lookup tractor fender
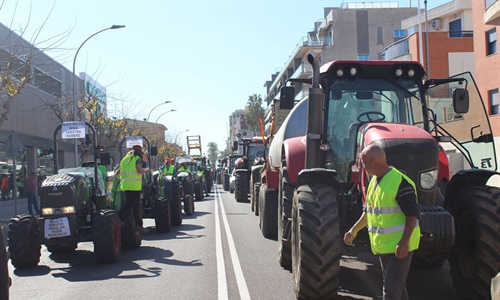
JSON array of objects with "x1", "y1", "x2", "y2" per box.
[
  {"x1": 444, "y1": 169, "x2": 500, "y2": 213},
  {"x1": 282, "y1": 136, "x2": 306, "y2": 185},
  {"x1": 297, "y1": 168, "x2": 341, "y2": 189}
]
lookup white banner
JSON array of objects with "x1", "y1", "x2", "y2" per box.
[{"x1": 62, "y1": 122, "x2": 86, "y2": 139}]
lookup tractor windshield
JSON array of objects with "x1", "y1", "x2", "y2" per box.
[
  {"x1": 247, "y1": 143, "x2": 265, "y2": 164},
  {"x1": 427, "y1": 72, "x2": 497, "y2": 172},
  {"x1": 325, "y1": 76, "x2": 424, "y2": 181}
]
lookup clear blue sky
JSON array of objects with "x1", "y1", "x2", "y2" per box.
[{"x1": 0, "y1": 0, "x2": 448, "y2": 153}]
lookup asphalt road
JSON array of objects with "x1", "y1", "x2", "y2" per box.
[{"x1": 5, "y1": 185, "x2": 459, "y2": 300}]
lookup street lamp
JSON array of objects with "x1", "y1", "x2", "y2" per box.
[
  {"x1": 175, "y1": 129, "x2": 190, "y2": 144},
  {"x1": 72, "y1": 24, "x2": 126, "y2": 166},
  {"x1": 155, "y1": 109, "x2": 177, "y2": 123},
  {"x1": 147, "y1": 100, "x2": 172, "y2": 121}
]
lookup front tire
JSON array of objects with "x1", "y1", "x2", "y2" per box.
[
  {"x1": 292, "y1": 184, "x2": 341, "y2": 300},
  {"x1": 235, "y1": 171, "x2": 249, "y2": 203},
  {"x1": 278, "y1": 167, "x2": 293, "y2": 271},
  {"x1": 93, "y1": 210, "x2": 121, "y2": 263},
  {"x1": 254, "y1": 183, "x2": 261, "y2": 216},
  {"x1": 449, "y1": 185, "x2": 500, "y2": 300},
  {"x1": 184, "y1": 195, "x2": 195, "y2": 216},
  {"x1": 8, "y1": 215, "x2": 41, "y2": 269},
  {"x1": 155, "y1": 199, "x2": 171, "y2": 233},
  {"x1": 119, "y1": 207, "x2": 142, "y2": 249},
  {"x1": 259, "y1": 184, "x2": 278, "y2": 239},
  {"x1": 223, "y1": 174, "x2": 230, "y2": 191}
]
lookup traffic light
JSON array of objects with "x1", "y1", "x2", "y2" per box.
[{"x1": 97, "y1": 145, "x2": 105, "y2": 152}]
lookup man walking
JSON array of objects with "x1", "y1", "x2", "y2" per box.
[
  {"x1": 25, "y1": 172, "x2": 40, "y2": 215},
  {"x1": 344, "y1": 144, "x2": 421, "y2": 300}
]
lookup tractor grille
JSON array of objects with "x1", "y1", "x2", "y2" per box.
[{"x1": 40, "y1": 173, "x2": 80, "y2": 208}]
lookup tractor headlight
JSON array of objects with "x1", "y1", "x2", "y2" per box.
[
  {"x1": 61, "y1": 206, "x2": 75, "y2": 214},
  {"x1": 41, "y1": 208, "x2": 54, "y2": 215},
  {"x1": 420, "y1": 169, "x2": 438, "y2": 190}
]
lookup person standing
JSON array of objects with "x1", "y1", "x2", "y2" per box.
[
  {"x1": 344, "y1": 144, "x2": 421, "y2": 300},
  {"x1": 25, "y1": 172, "x2": 40, "y2": 215},
  {"x1": 1, "y1": 175, "x2": 8, "y2": 201},
  {"x1": 178, "y1": 163, "x2": 191, "y2": 174},
  {"x1": 115, "y1": 145, "x2": 151, "y2": 234}
]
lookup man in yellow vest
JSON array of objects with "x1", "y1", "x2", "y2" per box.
[
  {"x1": 178, "y1": 163, "x2": 191, "y2": 174},
  {"x1": 160, "y1": 158, "x2": 176, "y2": 177},
  {"x1": 344, "y1": 144, "x2": 420, "y2": 300},
  {"x1": 116, "y1": 145, "x2": 151, "y2": 234}
]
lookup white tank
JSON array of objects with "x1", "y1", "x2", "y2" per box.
[{"x1": 268, "y1": 97, "x2": 308, "y2": 168}]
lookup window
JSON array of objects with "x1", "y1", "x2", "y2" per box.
[
  {"x1": 490, "y1": 89, "x2": 499, "y2": 115},
  {"x1": 486, "y1": 0, "x2": 496, "y2": 9},
  {"x1": 487, "y1": 28, "x2": 497, "y2": 55},
  {"x1": 358, "y1": 55, "x2": 369, "y2": 61},
  {"x1": 394, "y1": 29, "x2": 405, "y2": 38},
  {"x1": 377, "y1": 27, "x2": 383, "y2": 44}
]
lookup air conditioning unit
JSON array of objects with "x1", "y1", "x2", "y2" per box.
[{"x1": 431, "y1": 18, "x2": 443, "y2": 30}]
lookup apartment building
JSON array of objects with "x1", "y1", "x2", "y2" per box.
[
  {"x1": 227, "y1": 108, "x2": 255, "y2": 154},
  {"x1": 263, "y1": 2, "x2": 418, "y2": 107}
]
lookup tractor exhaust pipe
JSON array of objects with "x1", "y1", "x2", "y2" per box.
[{"x1": 305, "y1": 54, "x2": 323, "y2": 169}]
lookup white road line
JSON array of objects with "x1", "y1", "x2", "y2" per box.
[
  {"x1": 215, "y1": 186, "x2": 228, "y2": 300},
  {"x1": 217, "y1": 186, "x2": 252, "y2": 300}
]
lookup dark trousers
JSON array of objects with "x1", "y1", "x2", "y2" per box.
[
  {"x1": 124, "y1": 190, "x2": 143, "y2": 227},
  {"x1": 1, "y1": 188, "x2": 8, "y2": 201},
  {"x1": 378, "y1": 251, "x2": 414, "y2": 300},
  {"x1": 26, "y1": 192, "x2": 39, "y2": 215}
]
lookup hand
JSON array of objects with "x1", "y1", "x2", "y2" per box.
[
  {"x1": 344, "y1": 230, "x2": 357, "y2": 246},
  {"x1": 395, "y1": 241, "x2": 409, "y2": 259}
]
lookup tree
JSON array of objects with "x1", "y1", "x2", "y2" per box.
[
  {"x1": 245, "y1": 94, "x2": 265, "y2": 133},
  {"x1": 207, "y1": 142, "x2": 218, "y2": 165}
]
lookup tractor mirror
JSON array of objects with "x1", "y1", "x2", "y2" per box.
[
  {"x1": 280, "y1": 86, "x2": 295, "y2": 109},
  {"x1": 232, "y1": 141, "x2": 238, "y2": 151},
  {"x1": 150, "y1": 147, "x2": 158, "y2": 156},
  {"x1": 452, "y1": 88, "x2": 469, "y2": 114}
]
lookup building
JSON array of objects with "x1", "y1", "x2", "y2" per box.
[
  {"x1": 263, "y1": 2, "x2": 418, "y2": 107},
  {"x1": 227, "y1": 108, "x2": 255, "y2": 154}
]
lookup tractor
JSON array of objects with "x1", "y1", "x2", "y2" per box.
[
  {"x1": 232, "y1": 138, "x2": 265, "y2": 203},
  {"x1": 222, "y1": 154, "x2": 242, "y2": 192},
  {"x1": 175, "y1": 155, "x2": 196, "y2": 215},
  {"x1": 262, "y1": 55, "x2": 500, "y2": 299},
  {"x1": 8, "y1": 122, "x2": 121, "y2": 268}
]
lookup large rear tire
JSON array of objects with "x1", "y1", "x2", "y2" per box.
[
  {"x1": 449, "y1": 185, "x2": 500, "y2": 300},
  {"x1": 119, "y1": 208, "x2": 142, "y2": 249},
  {"x1": 0, "y1": 224, "x2": 10, "y2": 300},
  {"x1": 93, "y1": 210, "x2": 121, "y2": 263},
  {"x1": 194, "y1": 181, "x2": 203, "y2": 201},
  {"x1": 292, "y1": 184, "x2": 341, "y2": 300},
  {"x1": 8, "y1": 215, "x2": 41, "y2": 269},
  {"x1": 259, "y1": 184, "x2": 278, "y2": 240},
  {"x1": 154, "y1": 199, "x2": 171, "y2": 233},
  {"x1": 254, "y1": 183, "x2": 261, "y2": 216},
  {"x1": 278, "y1": 167, "x2": 293, "y2": 271},
  {"x1": 184, "y1": 195, "x2": 195, "y2": 216},
  {"x1": 223, "y1": 174, "x2": 230, "y2": 191},
  {"x1": 235, "y1": 171, "x2": 249, "y2": 203}
]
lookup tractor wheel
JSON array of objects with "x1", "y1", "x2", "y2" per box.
[
  {"x1": 292, "y1": 184, "x2": 341, "y2": 300},
  {"x1": 223, "y1": 174, "x2": 230, "y2": 191},
  {"x1": 254, "y1": 183, "x2": 261, "y2": 216},
  {"x1": 278, "y1": 167, "x2": 294, "y2": 271},
  {"x1": 170, "y1": 181, "x2": 182, "y2": 226},
  {"x1": 0, "y1": 224, "x2": 10, "y2": 300},
  {"x1": 235, "y1": 171, "x2": 249, "y2": 203},
  {"x1": 259, "y1": 184, "x2": 278, "y2": 240},
  {"x1": 8, "y1": 215, "x2": 41, "y2": 268},
  {"x1": 449, "y1": 185, "x2": 500, "y2": 300},
  {"x1": 154, "y1": 199, "x2": 171, "y2": 233},
  {"x1": 119, "y1": 207, "x2": 142, "y2": 249},
  {"x1": 46, "y1": 243, "x2": 77, "y2": 254},
  {"x1": 194, "y1": 182, "x2": 203, "y2": 201},
  {"x1": 250, "y1": 176, "x2": 255, "y2": 211},
  {"x1": 216, "y1": 173, "x2": 222, "y2": 184},
  {"x1": 184, "y1": 195, "x2": 195, "y2": 216},
  {"x1": 93, "y1": 210, "x2": 121, "y2": 263}
]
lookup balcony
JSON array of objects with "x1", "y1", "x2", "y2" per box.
[
  {"x1": 485, "y1": 0, "x2": 500, "y2": 26},
  {"x1": 384, "y1": 37, "x2": 410, "y2": 61}
]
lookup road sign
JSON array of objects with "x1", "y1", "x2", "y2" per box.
[
  {"x1": 126, "y1": 136, "x2": 143, "y2": 148},
  {"x1": 62, "y1": 122, "x2": 86, "y2": 139}
]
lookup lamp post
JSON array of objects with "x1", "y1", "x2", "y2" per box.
[
  {"x1": 72, "y1": 24, "x2": 126, "y2": 166},
  {"x1": 147, "y1": 100, "x2": 172, "y2": 122},
  {"x1": 175, "y1": 129, "x2": 190, "y2": 144},
  {"x1": 155, "y1": 109, "x2": 177, "y2": 123}
]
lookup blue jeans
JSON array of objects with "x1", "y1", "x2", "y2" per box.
[
  {"x1": 378, "y1": 251, "x2": 414, "y2": 300},
  {"x1": 27, "y1": 191, "x2": 40, "y2": 215}
]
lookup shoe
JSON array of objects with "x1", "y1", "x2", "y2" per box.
[{"x1": 137, "y1": 227, "x2": 149, "y2": 234}]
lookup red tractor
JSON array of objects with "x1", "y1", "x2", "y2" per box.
[{"x1": 262, "y1": 54, "x2": 499, "y2": 299}]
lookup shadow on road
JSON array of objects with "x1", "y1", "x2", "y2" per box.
[{"x1": 13, "y1": 245, "x2": 202, "y2": 282}]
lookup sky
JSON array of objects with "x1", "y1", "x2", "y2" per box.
[{"x1": 0, "y1": 0, "x2": 449, "y2": 153}]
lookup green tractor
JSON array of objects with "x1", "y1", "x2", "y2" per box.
[
  {"x1": 175, "y1": 156, "x2": 196, "y2": 215},
  {"x1": 8, "y1": 122, "x2": 121, "y2": 268}
]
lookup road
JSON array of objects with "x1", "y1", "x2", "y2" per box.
[{"x1": 6, "y1": 185, "x2": 459, "y2": 300}]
